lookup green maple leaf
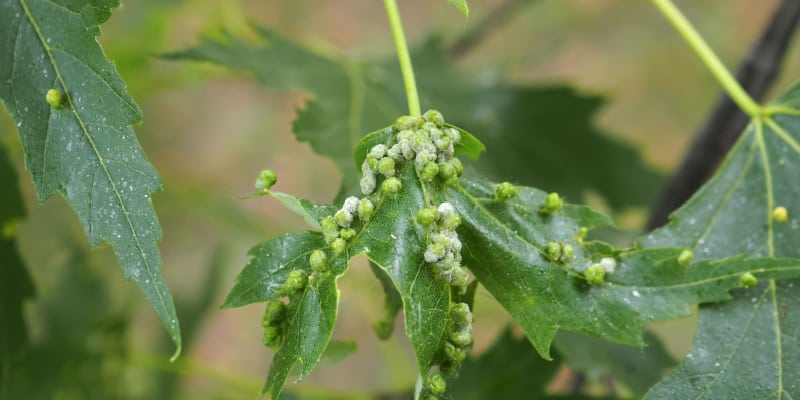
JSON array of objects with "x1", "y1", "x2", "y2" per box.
[
  {"x1": 0, "y1": 0, "x2": 179, "y2": 354},
  {"x1": 167, "y1": 29, "x2": 662, "y2": 210},
  {"x1": 641, "y1": 84, "x2": 800, "y2": 398}
]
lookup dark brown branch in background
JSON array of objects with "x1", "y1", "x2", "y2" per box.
[
  {"x1": 647, "y1": 0, "x2": 800, "y2": 230},
  {"x1": 448, "y1": 0, "x2": 538, "y2": 60}
]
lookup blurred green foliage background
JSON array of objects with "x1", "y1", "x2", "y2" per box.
[{"x1": 2, "y1": 0, "x2": 798, "y2": 398}]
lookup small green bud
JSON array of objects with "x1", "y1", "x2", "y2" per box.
[
  {"x1": 331, "y1": 238, "x2": 347, "y2": 256},
  {"x1": 449, "y1": 331, "x2": 472, "y2": 347},
  {"x1": 334, "y1": 209, "x2": 353, "y2": 228},
  {"x1": 443, "y1": 342, "x2": 467, "y2": 363},
  {"x1": 321, "y1": 217, "x2": 339, "y2": 244},
  {"x1": 262, "y1": 300, "x2": 287, "y2": 327},
  {"x1": 585, "y1": 264, "x2": 606, "y2": 285},
  {"x1": 740, "y1": 272, "x2": 758, "y2": 288},
  {"x1": 420, "y1": 161, "x2": 440, "y2": 181},
  {"x1": 424, "y1": 243, "x2": 446, "y2": 263},
  {"x1": 367, "y1": 156, "x2": 379, "y2": 172},
  {"x1": 451, "y1": 158, "x2": 463, "y2": 176},
  {"x1": 382, "y1": 177, "x2": 402, "y2": 194},
  {"x1": 262, "y1": 325, "x2": 282, "y2": 348},
  {"x1": 541, "y1": 192, "x2": 564, "y2": 214},
  {"x1": 426, "y1": 373, "x2": 447, "y2": 395},
  {"x1": 285, "y1": 269, "x2": 308, "y2": 292},
  {"x1": 576, "y1": 227, "x2": 588, "y2": 243},
  {"x1": 423, "y1": 109, "x2": 445, "y2": 126},
  {"x1": 339, "y1": 228, "x2": 356, "y2": 241},
  {"x1": 545, "y1": 241, "x2": 561, "y2": 260},
  {"x1": 561, "y1": 244, "x2": 574, "y2": 262},
  {"x1": 360, "y1": 173, "x2": 376, "y2": 195},
  {"x1": 254, "y1": 169, "x2": 277, "y2": 193},
  {"x1": 438, "y1": 203, "x2": 461, "y2": 230},
  {"x1": 377, "y1": 157, "x2": 396, "y2": 177},
  {"x1": 424, "y1": 395, "x2": 438, "y2": 400},
  {"x1": 438, "y1": 161, "x2": 457, "y2": 182},
  {"x1": 450, "y1": 303, "x2": 472, "y2": 328},
  {"x1": 417, "y1": 207, "x2": 440, "y2": 226},
  {"x1": 394, "y1": 115, "x2": 416, "y2": 130},
  {"x1": 677, "y1": 249, "x2": 693, "y2": 266},
  {"x1": 46, "y1": 88, "x2": 63, "y2": 109},
  {"x1": 310, "y1": 249, "x2": 328, "y2": 272},
  {"x1": 368, "y1": 144, "x2": 387, "y2": 159},
  {"x1": 358, "y1": 198, "x2": 375, "y2": 221},
  {"x1": 451, "y1": 275, "x2": 469, "y2": 296},
  {"x1": 495, "y1": 182, "x2": 517, "y2": 201},
  {"x1": 773, "y1": 206, "x2": 789, "y2": 223}
]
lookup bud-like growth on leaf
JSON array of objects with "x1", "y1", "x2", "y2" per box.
[
  {"x1": 677, "y1": 249, "x2": 693, "y2": 266},
  {"x1": 423, "y1": 109, "x2": 445, "y2": 127},
  {"x1": 585, "y1": 264, "x2": 606, "y2": 285},
  {"x1": 285, "y1": 269, "x2": 308, "y2": 292},
  {"x1": 310, "y1": 249, "x2": 328, "y2": 272},
  {"x1": 331, "y1": 238, "x2": 347, "y2": 256},
  {"x1": 342, "y1": 196, "x2": 360, "y2": 215},
  {"x1": 773, "y1": 206, "x2": 789, "y2": 223},
  {"x1": 321, "y1": 217, "x2": 339, "y2": 244},
  {"x1": 740, "y1": 272, "x2": 758, "y2": 288},
  {"x1": 450, "y1": 330, "x2": 472, "y2": 348},
  {"x1": 417, "y1": 207, "x2": 440, "y2": 226},
  {"x1": 541, "y1": 192, "x2": 564, "y2": 214},
  {"x1": 495, "y1": 182, "x2": 517, "y2": 201},
  {"x1": 358, "y1": 198, "x2": 375, "y2": 221},
  {"x1": 340, "y1": 228, "x2": 356, "y2": 241},
  {"x1": 334, "y1": 209, "x2": 353, "y2": 228},
  {"x1": 426, "y1": 373, "x2": 447, "y2": 395},
  {"x1": 561, "y1": 244, "x2": 574, "y2": 262},
  {"x1": 382, "y1": 177, "x2": 402, "y2": 194},
  {"x1": 255, "y1": 169, "x2": 278, "y2": 193},
  {"x1": 46, "y1": 88, "x2": 64, "y2": 109},
  {"x1": 545, "y1": 241, "x2": 561, "y2": 260},
  {"x1": 360, "y1": 172, "x2": 376, "y2": 195},
  {"x1": 262, "y1": 325, "x2": 282, "y2": 348},
  {"x1": 368, "y1": 144, "x2": 387, "y2": 159},
  {"x1": 438, "y1": 161, "x2": 457, "y2": 182},
  {"x1": 378, "y1": 157, "x2": 396, "y2": 177}
]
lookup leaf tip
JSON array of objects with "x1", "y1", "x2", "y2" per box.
[{"x1": 169, "y1": 342, "x2": 182, "y2": 362}]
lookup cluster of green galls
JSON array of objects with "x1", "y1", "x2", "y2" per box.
[{"x1": 361, "y1": 109, "x2": 464, "y2": 195}]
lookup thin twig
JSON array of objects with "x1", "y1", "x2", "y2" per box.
[
  {"x1": 448, "y1": 0, "x2": 538, "y2": 60},
  {"x1": 647, "y1": 0, "x2": 800, "y2": 230}
]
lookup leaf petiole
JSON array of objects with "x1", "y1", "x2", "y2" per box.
[
  {"x1": 383, "y1": 0, "x2": 422, "y2": 117},
  {"x1": 652, "y1": 0, "x2": 761, "y2": 117}
]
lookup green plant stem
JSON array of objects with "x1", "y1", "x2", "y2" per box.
[
  {"x1": 384, "y1": 0, "x2": 421, "y2": 117},
  {"x1": 652, "y1": 0, "x2": 761, "y2": 117}
]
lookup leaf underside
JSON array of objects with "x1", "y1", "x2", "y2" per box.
[
  {"x1": 642, "y1": 84, "x2": 800, "y2": 398},
  {"x1": 0, "y1": 0, "x2": 179, "y2": 353}
]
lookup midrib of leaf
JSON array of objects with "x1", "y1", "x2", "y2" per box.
[
  {"x1": 18, "y1": 0, "x2": 174, "y2": 352},
  {"x1": 756, "y1": 115, "x2": 783, "y2": 397}
]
